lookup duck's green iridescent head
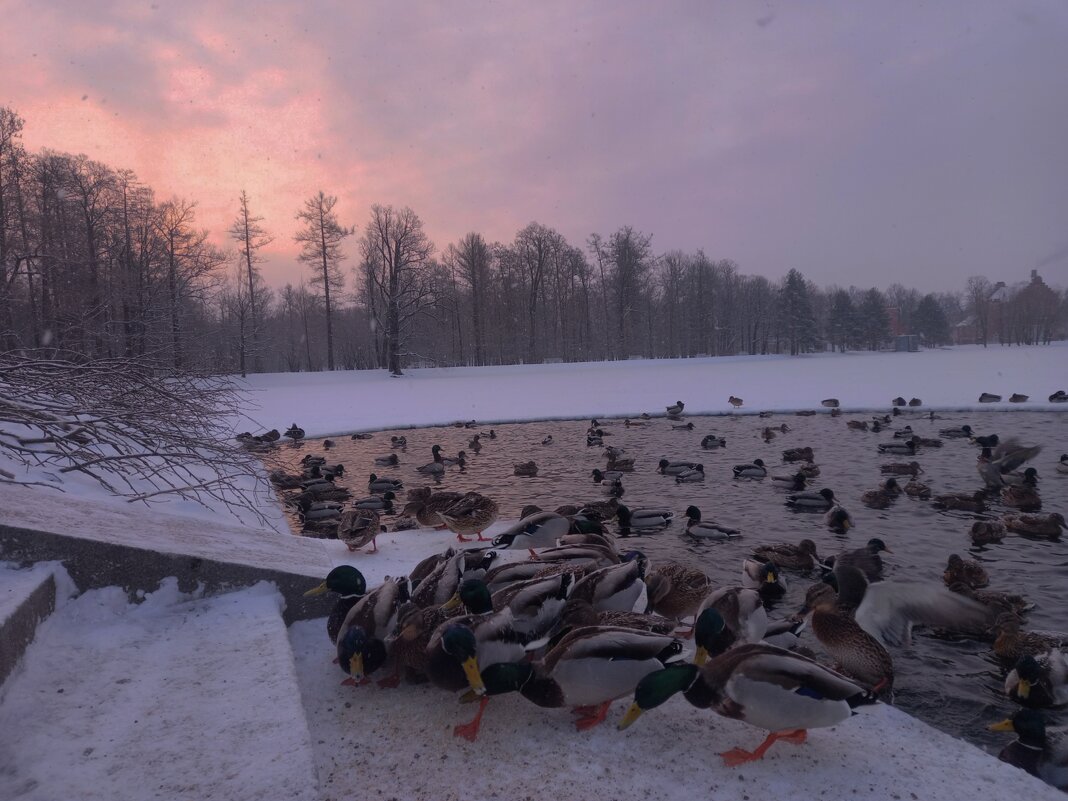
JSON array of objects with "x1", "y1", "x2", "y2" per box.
[
  {"x1": 441, "y1": 624, "x2": 484, "y2": 695},
  {"x1": 305, "y1": 565, "x2": 366, "y2": 598},
  {"x1": 470, "y1": 662, "x2": 534, "y2": 699},
  {"x1": 989, "y1": 709, "x2": 1047, "y2": 747},
  {"x1": 456, "y1": 578, "x2": 494, "y2": 614},
  {"x1": 618, "y1": 663, "x2": 700, "y2": 730},
  {"x1": 693, "y1": 608, "x2": 731, "y2": 665}
]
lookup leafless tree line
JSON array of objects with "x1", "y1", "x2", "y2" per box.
[{"x1": 2, "y1": 106, "x2": 1065, "y2": 378}]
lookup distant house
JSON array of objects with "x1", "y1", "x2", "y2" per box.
[{"x1": 953, "y1": 270, "x2": 1063, "y2": 345}]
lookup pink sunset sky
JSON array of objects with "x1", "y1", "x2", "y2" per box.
[{"x1": 3, "y1": 0, "x2": 1067, "y2": 291}]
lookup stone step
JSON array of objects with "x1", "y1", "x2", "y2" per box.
[
  {"x1": 0, "y1": 563, "x2": 57, "y2": 687},
  {"x1": 0, "y1": 580, "x2": 320, "y2": 801}
]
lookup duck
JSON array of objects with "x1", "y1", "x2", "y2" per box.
[
  {"x1": 492, "y1": 511, "x2": 571, "y2": 550},
  {"x1": 1010, "y1": 393, "x2": 1029, "y2": 403},
  {"x1": 970, "y1": 520, "x2": 1006, "y2": 545},
  {"x1": 825, "y1": 504, "x2": 854, "y2": 532},
  {"x1": 751, "y1": 539, "x2": 819, "y2": 572},
  {"x1": 979, "y1": 392, "x2": 1002, "y2": 403},
  {"x1": 861, "y1": 477, "x2": 900, "y2": 509},
  {"x1": 657, "y1": 459, "x2": 699, "y2": 475},
  {"x1": 880, "y1": 460, "x2": 923, "y2": 476},
  {"x1": 786, "y1": 487, "x2": 837, "y2": 510},
  {"x1": 354, "y1": 491, "x2": 395, "y2": 512},
  {"x1": 682, "y1": 506, "x2": 740, "y2": 540},
  {"x1": 732, "y1": 458, "x2": 767, "y2": 479},
  {"x1": 891, "y1": 397, "x2": 906, "y2": 407},
  {"x1": 846, "y1": 420, "x2": 869, "y2": 431},
  {"x1": 821, "y1": 398, "x2": 840, "y2": 408},
  {"x1": 977, "y1": 439, "x2": 1042, "y2": 488},
  {"x1": 1005, "y1": 653, "x2": 1068, "y2": 710},
  {"x1": 971, "y1": 432, "x2": 1000, "y2": 448},
  {"x1": 943, "y1": 553, "x2": 988, "y2": 589},
  {"x1": 728, "y1": 396, "x2": 744, "y2": 408},
  {"x1": 674, "y1": 464, "x2": 705, "y2": 483},
  {"x1": 335, "y1": 575, "x2": 411, "y2": 684},
  {"x1": 541, "y1": 435, "x2": 553, "y2": 445},
  {"x1": 672, "y1": 422, "x2": 695, "y2": 431},
  {"x1": 303, "y1": 565, "x2": 368, "y2": 643},
  {"x1": 619, "y1": 608, "x2": 879, "y2": 766},
  {"x1": 284, "y1": 423, "x2": 305, "y2": 442},
  {"x1": 694, "y1": 588, "x2": 768, "y2": 648},
  {"x1": 513, "y1": 461, "x2": 539, "y2": 477},
  {"x1": 908, "y1": 397, "x2": 922, "y2": 407},
  {"x1": 368, "y1": 473, "x2": 403, "y2": 493},
  {"x1": 948, "y1": 583, "x2": 1033, "y2": 621},
  {"x1": 799, "y1": 462, "x2": 820, "y2": 477},
  {"x1": 295, "y1": 497, "x2": 342, "y2": 523},
  {"x1": 995, "y1": 615, "x2": 1068, "y2": 663},
  {"x1": 1059, "y1": 454, "x2": 1068, "y2": 474},
  {"x1": 761, "y1": 427, "x2": 777, "y2": 442},
  {"x1": 782, "y1": 446, "x2": 814, "y2": 463},
  {"x1": 1004, "y1": 466, "x2": 1039, "y2": 487},
  {"x1": 374, "y1": 453, "x2": 399, "y2": 466},
  {"x1": 617, "y1": 505, "x2": 674, "y2": 530},
  {"x1": 939, "y1": 425, "x2": 974, "y2": 438},
  {"x1": 891, "y1": 425, "x2": 914, "y2": 439},
  {"x1": 877, "y1": 437, "x2": 918, "y2": 455},
  {"x1": 558, "y1": 598, "x2": 677, "y2": 636},
  {"x1": 417, "y1": 459, "x2": 445, "y2": 476},
  {"x1": 988, "y1": 710, "x2": 1068, "y2": 789},
  {"x1": 932, "y1": 491, "x2": 986, "y2": 513},
  {"x1": 622, "y1": 419, "x2": 646, "y2": 428},
  {"x1": 570, "y1": 555, "x2": 648, "y2": 613},
  {"x1": 401, "y1": 488, "x2": 463, "y2": 528},
  {"x1": 644, "y1": 563, "x2": 713, "y2": 621},
  {"x1": 473, "y1": 626, "x2": 684, "y2": 732},
  {"x1": 903, "y1": 478, "x2": 931, "y2": 499},
  {"x1": 467, "y1": 434, "x2": 482, "y2": 452},
  {"x1": 607, "y1": 456, "x2": 636, "y2": 472},
  {"x1": 409, "y1": 548, "x2": 483, "y2": 608},
  {"x1": 437, "y1": 492, "x2": 500, "y2": 543},
  {"x1": 322, "y1": 439, "x2": 335, "y2": 450},
  {"x1": 1003, "y1": 513, "x2": 1066, "y2": 539},
  {"x1": 770, "y1": 472, "x2": 807, "y2": 491},
  {"x1": 801, "y1": 581, "x2": 894, "y2": 692},
  {"x1": 829, "y1": 538, "x2": 892, "y2": 581},
  {"x1": 742, "y1": 559, "x2": 787, "y2": 599},
  {"x1": 666, "y1": 401, "x2": 685, "y2": 416},
  {"x1": 591, "y1": 468, "x2": 624, "y2": 483},
  {"x1": 338, "y1": 509, "x2": 384, "y2": 553},
  {"x1": 351, "y1": 432, "x2": 373, "y2": 440},
  {"x1": 390, "y1": 435, "x2": 408, "y2": 448},
  {"x1": 1050, "y1": 391, "x2": 1068, "y2": 403},
  {"x1": 1002, "y1": 482, "x2": 1041, "y2": 512},
  {"x1": 701, "y1": 434, "x2": 727, "y2": 449}
]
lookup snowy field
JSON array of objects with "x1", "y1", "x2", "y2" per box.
[
  {"x1": 2, "y1": 343, "x2": 1067, "y2": 800},
  {"x1": 235, "y1": 343, "x2": 1068, "y2": 437}
]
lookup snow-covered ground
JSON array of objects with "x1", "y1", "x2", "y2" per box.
[{"x1": 235, "y1": 343, "x2": 1068, "y2": 437}]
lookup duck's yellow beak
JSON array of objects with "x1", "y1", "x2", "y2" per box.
[
  {"x1": 694, "y1": 646, "x2": 710, "y2": 667},
  {"x1": 304, "y1": 581, "x2": 329, "y2": 597},
  {"x1": 348, "y1": 653, "x2": 365, "y2": 682},
  {"x1": 441, "y1": 594, "x2": 462, "y2": 612},
  {"x1": 461, "y1": 656, "x2": 485, "y2": 695},
  {"x1": 841, "y1": 518, "x2": 852, "y2": 531},
  {"x1": 765, "y1": 572, "x2": 778, "y2": 584},
  {"x1": 988, "y1": 718, "x2": 1015, "y2": 733},
  {"x1": 618, "y1": 702, "x2": 644, "y2": 730},
  {"x1": 1017, "y1": 679, "x2": 1032, "y2": 699}
]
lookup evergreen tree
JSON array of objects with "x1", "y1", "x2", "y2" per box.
[
  {"x1": 827, "y1": 288, "x2": 857, "y2": 352},
  {"x1": 914, "y1": 293, "x2": 950, "y2": 345},
  {"x1": 857, "y1": 288, "x2": 890, "y2": 351},
  {"x1": 779, "y1": 269, "x2": 818, "y2": 355}
]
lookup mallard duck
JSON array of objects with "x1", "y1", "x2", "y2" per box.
[
  {"x1": 1004, "y1": 466, "x2": 1039, "y2": 487},
  {"x1": 672, "y1": 422, "x2": 694, "y2": 431},
  {"x1": 1051, "y1": 392, "x2": 1068, "y2": 403},
  {"x1": 892, "y1": 426, "x2": 914, "y2": 439},
  {"x1": 622, "y1": 419, "x2": 645, "y2": 428},
  {"x1": 335, "y1": 575, "x2": 411, "y2": 684},
  {"x1": 351, "y1": 432, "x2": 373, "y2": 440},
  {"x1": 761, "y1": 427, "x2": 777, "y2": 443},
  {"x1": 559, "y1": 598, "x2": 676, "y2": 635},
  {"x1": 1005, "y1": 653, "x2": 1068, "y2": 709},
  {"x1": 338, "y1": 509, "x2": 384, "y2": 552},
  {"x1": 453, "y1": 575, "x2": 573, "y2": 642},
  {"x1": 881, "y1": 460, "x2": 922, "y2": 476},
  {"x1": 908, "y1": 397, "x2": 922, "y2": 407},
  {"x1": 683, "y1": 506, "x2": 740, "y2": 540},
  {"x1": 674, "y1": 464, "x2": 705, "y2": 483},
  {"x1": 752, "y1": 539, "x2": 818, "y2": 572},
  {"x1": 591, "y1": 468, "x2": 624, "y2": 483},
  {"x1": 1003, "y1": 512, "x2": 1066, "y2": 539},
  {"x1": 284, "y1": 423, "x2": 305, "y2": 442},
  {"x1": 657, "y1": 459, "x2": 698, "y2": 475},
  {"x1": 607, "y1": 456, "x2": 635, "y2": 472},
  {"x1": 437, "y1": 492, "x2": 499, "y2": 542},
  {"x1": 995, "y1": 615, "x2": 1068, "y2": 663},
  {"x1": 617, "y1": 505, "x2": 674, "y2": 530},
  {"x1": 916, "y1": 437, "x2": 943, "y2": 448},
  {"x1": 467, "y1": 434, "x2": 482, "y2": 452},
  {"x1": 645, "y1": 563, "x2": 712, "y2": 621},
  {"x1": 664, "y1": 400, "x2": 684, "y2": 416},
  {"x1": 492, "y1": 511, "x2": 571, "y2": 550},
  {"x1": 742, "y1": 559, "x2": 787, "y2": 599},
  {"x1": 829, "y1": 538, "x2": 891, "y2": 581},
  {"x1": 304, "y1": 565, "x2": 368, "y2": 643},
  {"x1": 728, "y1": 396, "x2": 743, "y2": 408},
  {"x1": 374, "y1": 453, "x2": 399, "y2": 466},
  {"x1": 1010, "y1": 393, "x2": 1029, "y2": 403},
  {"x1": 979, "y1": 392, "x2": 1002, "y2": 403},
  {"x1": 770, "y1": 472, "x2": 807, "y2": 491},
  {"x1": 417, "y1": 460, "x2": 445, "y2": 476},
  {"x1": 978, "y1": 439, "x2": 1043, "y2": 488},
  {"x1": 701, "y1": 434, "x2": 727, "y2": 449},
  {"x1": 570, "y1": 555, "x2": 647, "y2": 612},
  {"x1": 903, "y1": 478, "x2": 931, "y2": 499},
  {"x1": 694, "y1": 587, "x2": 767, "y2": 648},
  {"x1": 732, "y1": 458, "x2": 767, "y2": 478},
  {"x1": 441, "y1": 450, "x2": 467, "y2": 467},
  {"x1": 513, "y1": 460, "x2": 538, "y2": 477},
  {"x1": 943, "y1": 553, "x2": 988, "y2": 588},
  {"x1": 269, "y1": 468, "x2": 304, "y2": 489},
  {"x1": 530, "y1": 544, "x2": 620, "y2": 570},
  {"x1": 782, "y1": 446, "x2": 814, "y2": 462},
  {"x1": 891, "y1": 396, "x2": 906, "y2": 407},
  {"x1": 1059, "y1": 454, "x2": 1068, "y2": 474},
  {"x1": 971, "y1": 432, "x2": 1000, "y2": 448},
  {"x1": 786, "y1": 487, "x2": 836, "y2": 510},
  {"x1": 947, "y1": 583, "x2": 1033, "y2": 621},
  {"x1": 846, "y1": 420, "x2": 869, "y2": 431},
  {"x1": 877, "y1": 437, "x2": 918, "y2": 455},
  {"x1": 410, "y1": 548, "x2": 487, "y2": 608},
  {"x1": 294, "y1": 497, "x2": 342, "y2": 522},
  {"x1": 861, "y1": 478, "x2": 900, "y2": 509},
  {"x1": 354, "y1": 491, "x2": 395, "y2": 512},
  {"x1": 802, "y1": 582, "x2": 894, "y2": 692},
  {"x1": 938, "y1": 424, "x2": 972, "y2": 438},
  {"x1": 989, "y1": 710, "x2": 1068, "y2": 789},
  {"x1": 472, "y1": 626, "x2": 684, "y2": 731},
  {"x1": 402, "y1": 488, "x2": 463, "y2": 528},
  {"x1": 619, "y1": 609, "x2": 878, "y2": 766},
  {"x1": 390, "y1": 435, "x2": 408, "y2": 448},
  {"x1": 933, "y1": 491, "x2": 986, "y2": 512},
  {"x1": 821, "y1": 398, "x2": 840, "y2": 408},
  {"x1": 368, "y1": 473, "x2": 403, "y2": 493},
  {"x1": 970, "y1": 520, "x2": 1006, "y2": 545},
  {"x1": 1002, "y1": 483, "x2": 1042, "y2": 511},
  {"x1": 322, "y1": 439, "x2": 335, "y2": 450}
]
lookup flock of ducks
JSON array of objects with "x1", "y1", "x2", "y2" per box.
[{"x1": 249, "y1": 395, "x2": 1068, "y2": 785}]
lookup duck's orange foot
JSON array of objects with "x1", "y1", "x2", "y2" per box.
[
  {"x1": 456, "y1": 533, "x2": 471, "y2": 543},
  {"x1": 573, "y1": 701, "x2": 611, "y2": 731},
  {"x1": 376, "y1": 674, "x2": 401, "y2": 689},
  {"x1": 340, "y1": 676, "x2": 372, "y2": 687},
  {"x1": 452, "y1": 696, "x2": 489, "y2": 741},
  {"x1": 721, "y1": 729, "x2": 807, "y2": 766},
  {"x1": 476, "y1": 532, "x2": 490, "y2": 541},
  {"x1": 720, "y1": 747, "x2": 759, "y2": 768}
]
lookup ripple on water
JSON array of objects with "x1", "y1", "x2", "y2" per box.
[{"x1": 266, "y1": 409, "x2": 1068, "y2": 749}]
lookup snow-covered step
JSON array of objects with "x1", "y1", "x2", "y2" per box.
[
  {"x1": 0, "y1": 563, "x2": 58, "y2": 687},
  {"x1": 0, "y1": 580, "x2": 319, "y2": 801}
]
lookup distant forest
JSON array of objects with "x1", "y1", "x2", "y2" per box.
[{"x1": 2, "y1": 106, "x2": 1064, "y2": 376}]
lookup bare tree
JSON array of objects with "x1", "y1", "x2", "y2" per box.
[
  {"x1": 229, "y1": 190, "x2": 273, "y2": 369},
  {"x1": 294, "y1": 192, "x2": 351, "y2": 371},
  {"x1": 361, "y1": 204, "x2": 434, "y2": 375},
  {"x1": 445, "y1": 232, "x2": 491, "y2": 365}
]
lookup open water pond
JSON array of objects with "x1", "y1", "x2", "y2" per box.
[{"x1": 269, "y1": 409, "x2": 1067, "y2": 750}]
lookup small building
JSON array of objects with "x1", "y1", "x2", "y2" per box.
[{"x1": 895, "y1": 334, "x2": 920, "y2": 352}]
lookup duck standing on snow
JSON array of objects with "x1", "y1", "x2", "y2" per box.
[
  {"x1": 491, "y1": 511, "x2": 570, "y2": 550},
  {"x1": 437, "y1": 492, "x2": 500, "y2": 543},
  {"x1": 284, "y1": 423, "x2": 305, "y2": 442},
  {"x1": 304, "y1": 565, "x2": 368, "y2": 643},
  {"x1": 728, "y1": 396, "x2": 744, "y2": 408},
  {"x1": 666, "y1": 400, "x2": 685, "y2": 416}
]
